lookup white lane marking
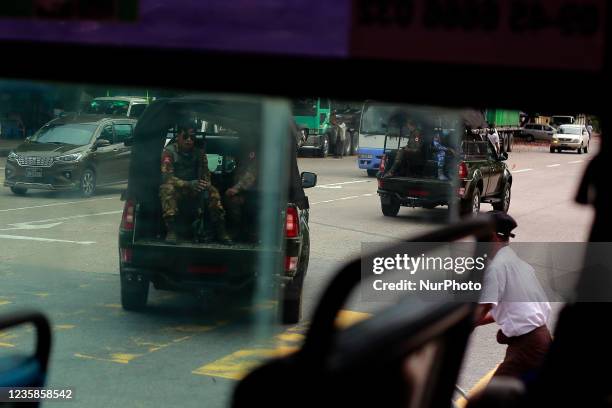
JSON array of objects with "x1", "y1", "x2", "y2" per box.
[
  {"x1": 316, "y1": 180, "x2": 371, "y2": 188},
  {"x1": 568, "y1": 160, "x2": 583, "y2": 164},
  {"x1": 0, "y1": 234, "x2": 95, "y2": 245},
  {"x1": 0, "y1": 167, "x2": 4, "y2": 170},
  {"x1": 8, "y1": 210, "x2": 122, "y2": 226},
  {"x1": 513, "y1": 169, "x2": 533, "y2": 173},
  {"x1": 547, "y1": 164, "x2": 561, "y2": 167},
  {"x1": 0, "y1": 197, "x2": 115, "y2": 213},
  {"x1": 311, "y1": 193, "x2": 374, "y2": 205},
  {"x1": 0, "y1": 222, "x2": 63, "y2": 231}
]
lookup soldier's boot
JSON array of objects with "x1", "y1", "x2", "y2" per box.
[
  {"x1": 214, "y1": 222, "x2": 233, "y2": 245},
  {"x1": 164, "y1": 218, "x2": 177, "y2": 245}
]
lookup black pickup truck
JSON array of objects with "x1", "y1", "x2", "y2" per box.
[
  {"x1": 118, "y1": 96, "x2": 316, "y2": 324},
  {"x1": 378, "y1": 134, "x2": 512, "y2": 216}
]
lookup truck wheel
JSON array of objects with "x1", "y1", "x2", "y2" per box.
[
  {"x1": 349, "y1": 131, "x2": 358, "y2": 155},
  {"x1": 367, "y1": 169, "x2": 378, "y2": 177},
  {"x1": 121, "y1": 272, "x2": 150, "y2": 311},
  {"x1": 461, "y1": 188, "x2": 481, "y2": 216},
  {"x1": 507, "y1": 134, "x2": 513, "y2": 152},
  {"x1": 381, "y1": 198, "x2": 400, "y2": 217},
  {"x1": 318, "y1": 135, "x2": 330, "y2": 158},
  {"x1": 493, "y1": 184, "x2": 511, "y2": 213},
  {"x1": 281, "y1": 255, "x2": 307, "y2": 324},
  {"x1": 10, "y1": 187, "x2": 27, "y2": 195}
]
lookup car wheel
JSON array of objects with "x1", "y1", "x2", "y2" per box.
[
  {"x1": 80, "y1": 168, "x2": 96, "y2": 197},
  {"x1": 367, "y1": 169, "x2": 378, "y2": 177},
  {"x1": 584, "y1": 143, "x2": 589, "y2": 154},
  {"x1": 10, "y1": 187, "x2": 27, "y2": 195},
  {"x1": 381, "y1": 198, "x2": 400, "y2": 217},
  {"x1": 577, "y1": 144, "x2": 583, "y2": 154},
  {"x1": 550, "y1": 147, "x2": 557, "y2": 153},
  {"x1": 120, "y1": 273, "x2": 149, "y2": 311},
  {"x1": 493, "y1": 184, "x2": 511, "y2": 213}
]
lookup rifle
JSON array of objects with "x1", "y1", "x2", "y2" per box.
[{"x1": 192, "y1": 144, "x2": 212, "y2": 243}]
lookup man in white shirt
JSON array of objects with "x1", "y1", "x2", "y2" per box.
[
  {"x1": 486, "y1": 123, "x2": 501, "y2": 154},
  {"x1": 475, "y1": 211, "x2": 552, "y2": 379}
]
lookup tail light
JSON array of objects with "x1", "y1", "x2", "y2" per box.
[
  {"x1": 120, "y1": 248, "x2": 133, "y2": 263},
  {"x1": 121, "y1": 199, "x2": 135, "y2": 231},
  {"x1": 285, "y1": 256, "x2": 299, "y2": 273},
  {"x1": 379, "y1": 154, "x2": 387, "y2": 173},
  {"x1": 458, "y1": 162, "x2": 468, "y2": 179},
  {"x1": 285, "y1": 206, "x2": 299, "y2": 238}
]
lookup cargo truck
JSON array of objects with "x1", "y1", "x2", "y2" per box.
[{"x1": 477, "y1": 109, "x2": 522, "y2": 153}]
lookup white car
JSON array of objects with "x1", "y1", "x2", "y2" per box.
[
  {"x1": 522, "y1": 123, "x2": 557, "y2": 142},
  {"x1": 550, "y1": 124, "x2": 590, "y2": 154}
]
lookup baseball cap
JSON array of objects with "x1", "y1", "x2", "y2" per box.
[{"x1": 487, "y1": 210, "x2": 517, "y2": 238}]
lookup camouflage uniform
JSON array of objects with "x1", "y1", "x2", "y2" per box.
[
  {"x1": 224, "y1": 154, "x2": 258, "y2": 238},
  {"x1": 159, "y1": 143, "x2": 226, "y2": 235}
]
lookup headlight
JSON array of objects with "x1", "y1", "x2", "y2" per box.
[
  {"x1": 7, "y1": 151, "x2": 18, "y2": 161},
  {"x1": 571, "y1": 139, "x2": 579, "y2": 143},
  {"x1": 55, "y1": 153, "x2": 82, "y2": 162}
]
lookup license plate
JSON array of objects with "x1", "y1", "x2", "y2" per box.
[{"x1": 25, "y1": 167, "x2": 43, "y2": 178}]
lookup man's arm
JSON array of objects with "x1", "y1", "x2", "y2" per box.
[{"x1": 474, "y1": 303, "x2": 494, "y2": 326}]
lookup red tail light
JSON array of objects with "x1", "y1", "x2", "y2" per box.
[
  {"x1": 120, "y1": 248, "x2": 133, "y2": 263},
  {"x1": 285, "y1": 256, "x2": 299, "y2": 273},
  {"x1": 121, "y1": 200, "x2": 135, "y2": 231},
  {"x1": 379, "y1": 154, "x2": 386, "y2": 172},
  {"x1": 458, "y1": 162, "x2": 468, "y2": 179},
  {"x1": 286, "y1": 207, "x2": 299, "y2": 238}
]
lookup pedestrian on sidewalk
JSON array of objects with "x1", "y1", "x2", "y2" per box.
[{"x1": 475, "y1": 211, "x2": 552, "y2": 380}]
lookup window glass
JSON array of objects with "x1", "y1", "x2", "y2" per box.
[{"x1": 113, "y1": 123, "x2": 133, "y2": 143}]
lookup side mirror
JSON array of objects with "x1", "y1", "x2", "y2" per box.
[
  {"x1": 94, "y1": 138, "x2": 111, "y2": 149},
  {"x1": 301, "y1": 172, "x2": 317, "y2": 189},
  {"x1": 0, "y1": 311, "x2": 51, "y2": 388},
  {"x1": 123, "y1": 137, "x2": 133, "y2": 147}
]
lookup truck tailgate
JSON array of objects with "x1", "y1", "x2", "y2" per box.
[{"x1": 379, "y1": 176, "x2": 451, "y2": 199}]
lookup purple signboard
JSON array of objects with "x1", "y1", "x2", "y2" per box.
[{"x1": 0, "y1": 0, "x2": 351, "y2": 58}]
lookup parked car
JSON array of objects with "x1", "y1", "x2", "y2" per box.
[
  {"x1": 4, "y1": 114, "x2": 136, "y2": 196},
  {"x1": 521, "y1": 123, "x2": 557, "y2": 142},
  {"x1": 550, "y1": 124, "x2": 591, "y2": 154},
  {"x1": 84, "y1": 96, "x2": 149, "y2": 118},
  {"x1": 118, "y1": 96, "x2": 316, "y2": 324}
]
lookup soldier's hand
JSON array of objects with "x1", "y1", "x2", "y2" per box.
[
  {"x1": 190, "y1": 179, "x2": 209, "y2": 192},
  {"x1": 225, "y1": 187, "x2": 239, "y2": 197}
]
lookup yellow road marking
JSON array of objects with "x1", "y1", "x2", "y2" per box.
[
  {"x1": 0, "y1": 300, "x2": 12, "y2": 306},
  {"x1": 335, "y1": 310, "x2": 371, "y2": 329},
  {"x1": 74, "y1": 352, "x2": 142, "y2": 364},
  {"x1": 55, "y1": 325, "x2": 76, "y2": 330},
  {"x1": 0, "y1": 342, "x2": 15, "y2": 348},
  {"x1": 193, "y1": 347, "x2": 299, "y2": 380},
  {"x1": 34, "y1": 293, "x2": 49, "y2": 298},
  {"x1": 193, "y1": 309, "x2": 373, "y2": 380},
  {"x1": 454, "y1": 365, "x2": 499, "y2": 408}
]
